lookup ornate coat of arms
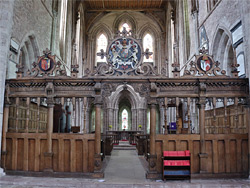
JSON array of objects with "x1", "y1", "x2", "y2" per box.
[
  {"x1": 93, "y1": 27, "x2": 156, "y2": 76},
  {"x1": 108, "y1": 37, "x2": 142, "y2": 73}
]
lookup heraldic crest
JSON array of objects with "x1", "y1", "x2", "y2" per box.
[{"x1": 92, "y1": 27, "x2": 155, "y2": 76}]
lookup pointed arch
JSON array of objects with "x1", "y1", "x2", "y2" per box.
[
  {"x1": 139, "y1": 25, "x2": 160, "y2": 64},
  {"x1": 88, "y1": 23, "x2": 112, "y2": 67},
  {"x1": 113, "y1": 12, "x2": 137, "y2": 34},
  {"x1": 211, "y1": 25, "x2": 233, "y2": 76},
  {"x1": 96, "y1": 33, "x2": 108, "y2": 63},
  {"x1": 18, "y1": 32, "x2": 40, "y2": 75}
]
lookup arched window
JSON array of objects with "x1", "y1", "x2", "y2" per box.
[
  {"x1": 96, "y1": 33, "x2": 108, "y2": 64},
  {"x1": 122, "y1": 109, "x2": 128, "y2": 130},
  {"x1": 119, "y1": 22, "x2": 132, "y2": 33},
  {"x1": 143, "y1": 33, "x2": 154, "y2": 62}
]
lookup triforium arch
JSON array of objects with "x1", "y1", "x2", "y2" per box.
[{"x1": 105, "y1": 84, "x2": 147, "y2": 133}]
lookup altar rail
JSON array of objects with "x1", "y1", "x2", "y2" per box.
[
  {"x1": 2, "y1": 133, "x2": 95, "y2": 173},
  {"x1": 155, "y1": 134, "x2": 248, "y2": 177}
]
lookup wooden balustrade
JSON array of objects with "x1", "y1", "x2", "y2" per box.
[{"x1": 205, "y1": 104, "x2": 247, "y2": 134}]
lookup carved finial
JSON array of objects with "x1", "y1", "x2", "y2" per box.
[
  {"x1": 199, "y1": 47, "x2": 208, "y2": 55},
  {"x1": 43, "y1": 48, "x2": 51, "y2": 57},
  {"x1": 116, "y1": 27, "x2": 132, "y2": 37},
  {"x1": 231, "y1": 49, "x2": 239, "y2": 78},
  {"x1": 97, "y1": 49, "x2": 107, "y2": 60},
  {"x1": 16, "y1": 63, "x2": 24, "y2": 78},
  {"x1": 143, "y1": 48, "x2": 153, "y2": 59}
]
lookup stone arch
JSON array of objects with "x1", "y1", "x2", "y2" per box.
[
  {"x1": 138, "y1": 24, "x2": 161, "y2": 66},
  {"x1": 113, "y1": 12, "x2": 137, "y2": 34},
  {"x1": 105, "y1": 84, "x2": 147, "y2": 132},
  {"x1": 89, "y1": 23, "x2": 112, "y2": 41},
  {"x1": 211, "y1": 25, "x2": 233, "y2": 76},
  {"x1": 87, "y1": 23, "x2": 112, "y2": 67},
  {"x1": 18, "y1": 32, "x2": 40, "y2": 75}
]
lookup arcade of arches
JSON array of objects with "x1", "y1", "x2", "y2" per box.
[{"x1": 0, "y1": 0, "x2": 250, "y2": 180}]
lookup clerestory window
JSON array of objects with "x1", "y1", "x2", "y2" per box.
[
  {"x1": 143, "y1": 33, "x2": 154, "y2": 62},
  {"x1": 96, "y1": 33, "x2": 108, "y2": 64}
]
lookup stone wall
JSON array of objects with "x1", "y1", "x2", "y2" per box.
[
  {"x1": 0, "y1": 0, "x2": 15, "y2": 175},
  {"x1": 8, "y1": 0, "x2": 53, "y2": 78}
]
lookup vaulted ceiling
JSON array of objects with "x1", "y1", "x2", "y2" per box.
[{"x1": 83, "y1": 0, "x2": 168, "y2": 11}]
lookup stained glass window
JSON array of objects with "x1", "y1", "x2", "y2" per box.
[
  {"x1": 143, "y1": 33, "x2": 154, "y2": 62},
  {"x1": 96, "y1": 33, "x2": 108, "y2": 63},
  {"x1": 122, "y1": 109, "x2": 128, "y2": 130}
]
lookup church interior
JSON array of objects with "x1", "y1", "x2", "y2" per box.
[{"x1": 0, "y1": 0, "x2": 250, "y2": 181}]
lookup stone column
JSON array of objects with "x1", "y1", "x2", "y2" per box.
[
  {"x1": 107, "y1": 108, "x2": 113, "y2": 131},
  {"x1": 1, "y1": 103, "x2": 9, "y2": 173},
  {"x1": 44, "y1": 102, "x2": 54, "y2": 172},
  {"x1": 94, "y1": 102, "x2": 102, "y2": 171},
  {"x1": 191, "y1": 10, "x2": 199, "y2": 54},
  {"x1": 146, "y1": 103, "x2": 158, "y2": 178},
  {"x1": 114, "y1": 108, "x2": 118, "y2": 130},
  {"x1": 131, "y1": 108, "x2": 136, "y2": 131},
  {"x1": 0, "y1": 0, "x2": 14, "y2": 176},
  {"x1": 198, "y1": 98, "x2": 208, "y2": 173}
]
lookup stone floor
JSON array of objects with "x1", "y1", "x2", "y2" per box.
[{"x1": 0, "y1": 143, "x2": 249, "y2": 188}]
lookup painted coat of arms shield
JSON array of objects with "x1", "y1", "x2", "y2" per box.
[
  {"x1": 197, "y1": 55, "x2": 213, "y2": 72},
  {"x1": 38, "y1": 56, "x2": 54, "y2": 72}
]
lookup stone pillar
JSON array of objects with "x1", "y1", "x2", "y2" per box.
[
  {"x1": 114, "y1": 108, "x2": 118, "y2": 130},
  {"x1": 44, "y1": 103, "x2": 54, "y2": 172},
  {"x1": 1, "y1": 103, "x2": 9, "y2": 173},
  {"x1": 191, "y1": 10, "x2": 199, "y2": 54},
  {"x1": 131, "y1": 108, "x2": 136, "y2": 131},
  {"x1": 146, "y1": 103, "x2": 158, "y2": 178},
  {"x1": 94, "y1": 103, "x2": 102, "y2": 171},
  {"x1": 0, "y1": 0, "x2": 14, "y2": 176},
  {"x1": 198, "y1": 98, "x2": 208, "y2": 173},
  {"x1": 248, "y1": 107, "x2": 250, "y2": 178}
]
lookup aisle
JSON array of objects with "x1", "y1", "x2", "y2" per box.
[{"x1": 104, "y1": 149, "x2": 147, "y2": 184}]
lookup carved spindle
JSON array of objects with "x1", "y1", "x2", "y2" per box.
[
  {"x1": 176, "y1": 97, "x2": 180, "y2": 134},
  {"x1": 36, "y1": 97, "x2": 40, "y2": 133},
  {"x1": 164, "y1": 97, "x2": 168, "y2": 135},
  {"x1": 83, "y1": 97, "x2": 87, "y2": 134},
  {"x1": 224, "y1": 97, "x2": 228, "y2": 133},
  {"x1": 212, "y1": 97, "x2": 217, "y2": 133},
  {"x1": 15, "y1": 97, "x2": 20, "y2": 132},
  {"x1": 61, "y1": 97, "x2": 65, "y2": 133},
  {"x1": 187, "y1": 97, "x2": 191, "y2": 134},
  {"x1": 25, "y1": 97, "x2": 30, "y2": 133},
  {"x1": 72, "y1": 97, "x2": 76, "y2": 128},
  {"x1": 235, "y1": 97, "x2": 239, "y2": 130}
]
